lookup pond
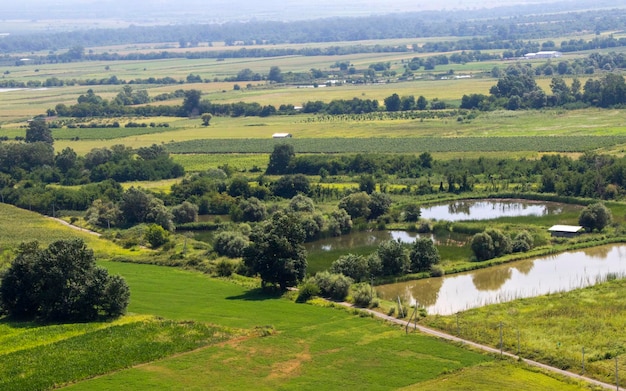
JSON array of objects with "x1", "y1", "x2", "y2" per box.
[
  {"x1": 419, "y1": 199, "x2": 582, "y2": 221},
  {"x1": 376, "y1": 244, "x2": 626, "y2": 315},
  {"x1": 304, "y1": 230, "x2": 466, "y2": 253}
]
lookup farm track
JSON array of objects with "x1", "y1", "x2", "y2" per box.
[
  {"x1": 48, "y1": 217, "x2": 101, "y2": 237},
  {"x1": 346, "y1": 304, "x2": 616, "y2": 390}
]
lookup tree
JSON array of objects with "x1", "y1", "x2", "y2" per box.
[
  {"x1": 266, "y1": 144, "x2": 295, "y2": 175},
  {"x1": 171, "y1": 201, "x2": 199, "y2": 224},
  {"x1": 403, "y1": 204, "x2": 421, "y2": 222},
  {"x1": 288, "y1": 194, "x2": 315, "y2": 213},
  {"x1": 0, "y1": 239, "x2": 129, "y2": 321},
  {"x1": 330, "y1": 254, "x2": 369, "y2": 282},
  {"x1": 271, "y1": 174, "x2": 310, "y2": 198},
  {"x1": 201, "y1": 113, "x2": 212, "y2": 126},
  {"x1": 328, "y1": 208, "x2": 352, "y2": 236},
  {"x1": 512, "y1": 230, "x2": 534, "y2": 253},
  {"x1": 86, "y1": 198, "x2": 121, "y2": 229},
  {"x1": 181, "y1": 89, "x2": 202, "y2": 117},
  {"x1": 376, "y1": 239, "x2": 409, "y2": 276},
  {"x1": 579, "y1": 202, "x2": 612, "y2": 232},
  {"x1": 416, "y1": 95, "x2": 428, "y2": 110},
  {"x1": 243, "y1": 212, "x2": 307, "y2": 290},
  {"x1": 268, "y1": 66, "x2": 284, "y2": 83},
  {"x1": 384, "y1": 93, "x2": 401, "y2": 112},
  {"x1": 359, "y1": 175, "x2": 376, "y2": 194},
  {"x1": 237, "y1": 197, "x2": 267, "y2": 222},
  {"x1": 25, "y1": 119, "x2": 53, "y2": 144},
  {"x1": 409, "y1": 237, "x2": 440, "y2": 272},
  {"x1": 485, "y1": 228, "x2": 512, "y2": 257},
  {"x1": 368, "y1": 192, "x2": 392, "y2": 219},
  {"x1": 471, "y1": 232, "x2": 495, "y2": 261},
  {"x1": 338, "y1": 192, "x2": 371, "y2": 219},
  {"x1": 213, "y1": 231, "x2": 249, "y2": 258}
]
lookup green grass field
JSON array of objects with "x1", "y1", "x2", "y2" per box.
[
  {"x1": 0, "y1": 206, "x2": 601, "y2": 390},
  {"x1": 421, "y1": 277, "x2": 626, "y2": 385}
]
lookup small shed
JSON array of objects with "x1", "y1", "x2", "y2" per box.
[
  {"x1": 548, "y1": 225, "x2": 584, "y2": 238},
  {"x1": 272, "y1": 133, "x2": 292, "y2": 138}
]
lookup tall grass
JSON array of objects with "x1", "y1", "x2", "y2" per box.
[{"x1": 422, "y1": 277, "x2": 626, "y2": 386}]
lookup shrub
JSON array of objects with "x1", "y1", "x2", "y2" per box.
[
  {"x1": 215, "y1": 259, "x2": 235, "y2": 277},
  {"x1": 430, "y1": 265, "x2": 445, "y2": 277},
  {"x1": 352, "y1": 283, "x2": 375, "y2": 308},
  {"x1": 145, "y1": 224, "x2": 169, "y2": 248},
  {"x1": 296, "y1": 279, "x2": 321, "y2": 303},
  {"x1": 213, "y1": 231, "x2": 249, "y2": 258},
  {"x1": 313, "y1": 271, "x2": 352, "y2": 301},
  {"x1": 471, "y1": 232, "x2": 494, "y2": 261}
]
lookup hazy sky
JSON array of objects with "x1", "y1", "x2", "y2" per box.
[
  {"x1": 1, "y1": 0, "x2": 617, "y2": 35},
  {"x1": 3, "y1": 0, "x2": 565, "y2": 23}
]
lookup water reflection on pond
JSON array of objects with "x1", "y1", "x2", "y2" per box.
[
  {"x1": 304, "y1": 230, "x2": 466, "y2": 253},
  {"x1": 420, "y1": 199, "x2": 582, "y2": 221},
  {"x1": 376, "y1": 244, "x2": 626, "y2": 315}
]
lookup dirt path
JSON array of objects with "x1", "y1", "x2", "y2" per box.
[
  {"x1": 47, "y1": 217, "x2": 102, "y2": 237},
  {"x1": 346, "y1": 304, "x2": 616, "y2": 390}
]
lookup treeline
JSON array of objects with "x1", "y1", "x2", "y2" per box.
[
  {"x1": 0, "y1": 120, "x2": 184, "y2": 213},
  {"x1": 461, "y1": 61, "x2": 626, "y2": 111},
  {"x1": 1, "y1": 6, "x2": 625, "y2": 53}
]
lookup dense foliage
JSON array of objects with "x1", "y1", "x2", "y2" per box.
[
  {"x1": 0, "y1": 239, "x2": 129, "y2": 321},
  {"x1": 243, "y1": 211, "x2": 307, "y2": 289}
]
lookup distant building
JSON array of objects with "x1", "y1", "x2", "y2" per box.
[
  {"x1": 524, "y1": 51, "x2": 562, "y2": 59},
  {"x1": 272, "y1": 133, "x2": 292, "y2": 138},
  {"x1": 548, "y1": 225, "x2": 584, "y2": 238}
]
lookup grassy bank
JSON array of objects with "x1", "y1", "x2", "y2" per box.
[{"x1": 420, "y1": 277, "x2": 626, "y2": 386}]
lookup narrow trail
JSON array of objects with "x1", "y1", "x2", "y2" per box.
[
  {"x1": 345, "y1": 303, "x2": 616, "y2": 390},
  {"x1": 47, "y1": 217, "x2": 102, "y2": 236}
]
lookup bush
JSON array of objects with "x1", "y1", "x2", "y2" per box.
[
  {"x1": 430, "y1": 265, "x2": 445, "y2": 277},
  {"x1": 213, "y1": 231, "x2": 249, "y2": 258},
  {"x1": 513, "y1": 230, "x2": 534, "y2": 253},
  {"x1": 352, "y1": 283, "x2": 375, "y2": 308},
  {"x1": 145, "y1": 224, "x2": 169, "y2": 248},
  {"x1": 313, "y1": 271, "x2": 352, "y2": 301},
  {"x1": 215, "y1": 259, "x2": 235, "y2": 277},
  {"x1": 296, "y1": 279, "x2": 321, "y2": 303},
  {"x1": 409, "y1": 237, "x2": 440, "y2": 273}
]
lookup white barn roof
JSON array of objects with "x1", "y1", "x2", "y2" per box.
[{"x1": 548, "y1": 225, "x2": 583, "y2": 233}]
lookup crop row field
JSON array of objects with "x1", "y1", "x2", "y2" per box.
[
  {"x1": 166, "y1": 136, "x2": 626, "y2": 154},
  {"x1": 0, "y1": 315, "x2": 234, "y2": 391}
]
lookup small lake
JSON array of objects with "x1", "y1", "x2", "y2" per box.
[
  {"x1": 376, "y1": 244, "x2": 626, "y2": 315},
  {"x1": 420, "y1": 199, "x2": 582, "y2": 221},
  {"x1": 304, "y1": 230, "x2": 466, "y2": 253}
]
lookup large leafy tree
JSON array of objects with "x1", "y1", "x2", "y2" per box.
[
  {"x1": 0, "y1": 239, "x2": 129, "y2": 321},
  {"x1": 579, "y1": 202, "x2": 613, "y2": 232},
  {"x1": 25, "y1": 119, "x2": 53, "y2": 144},
  {"x1": 243, "y1": 211, "x2": 307, "y2": 290},
  {"x1": 266, "y1": 144, "x2": 295, "y2": 175},
  {"x1": 409, "y1": 237, "x2": 440, "y2": 272}
]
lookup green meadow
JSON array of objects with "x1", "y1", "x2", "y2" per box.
[{"x1": 0, "y1": 208, "x2": 594, "y2": 390}]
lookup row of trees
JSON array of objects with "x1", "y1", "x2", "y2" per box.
[
  {"x1": 2, "y1": 6, "x2": 624, "y2": 53},
  {"x1": 462, "y1": 64, "x2": 626, "y2": 111}
]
